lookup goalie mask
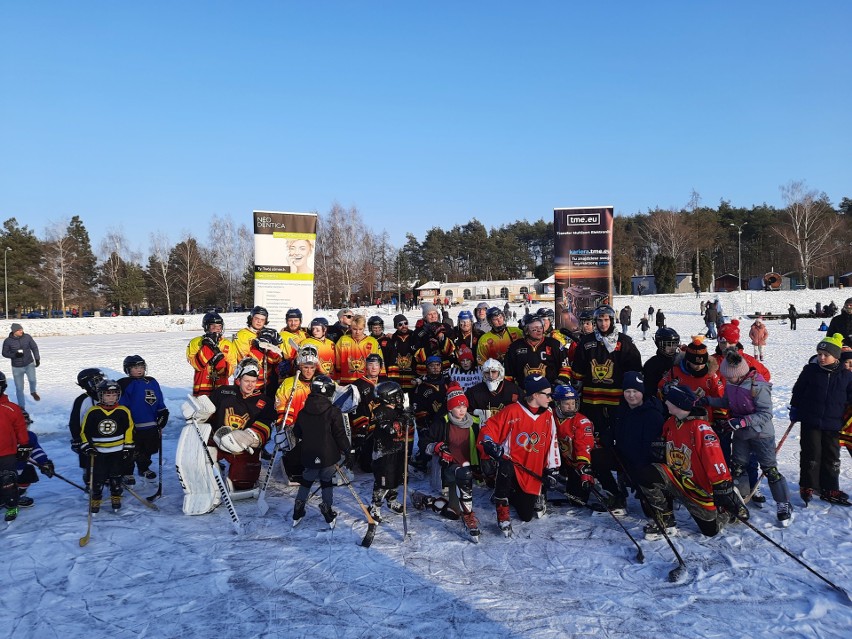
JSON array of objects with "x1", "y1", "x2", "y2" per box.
[
  {"x1": 234, "y1": 357, "x2": 261, "y2": 379},
  {"x1": 481, "y1": 358, "x2": 504, "y2": 392},
  {"x1": 297, "y1": 344, "x2": 320, "y2": 366}
]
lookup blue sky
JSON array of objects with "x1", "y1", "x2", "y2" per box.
[{"x1": 1, "y1": 2, "x2": 849, "y2": 255}]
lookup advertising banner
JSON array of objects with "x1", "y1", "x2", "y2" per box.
[
  {"x1": 553, "y1": 206, "x2": 614, "y2": 327},
  {"x1": 252, "y1": 210, "x2": 318, "y2": 326}
]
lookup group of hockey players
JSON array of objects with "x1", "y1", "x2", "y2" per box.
[{"x1": 4, "y1": 296, "x2": 852, "y2": 549}]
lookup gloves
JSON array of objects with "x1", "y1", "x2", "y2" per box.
[
  {"x1": 256, "y1": 339, "x2": 282, "y2": 355},
  {"x1": 723, "y1": 418, "x2": 747, "y2": 433},
  {"x1": 16, "y1": 445, "x2": 33, "y2": 461},
  {"x1": 482, "y1": 439, "x2": 503, "y2": 460},
  {"x1": 650, "y1": 439, "x2": 666, "y2": 462},
  {"x1": 789, "y1": 406, "x2": 799, "y2": 423},
  {"x1": 40, "y1": 461, "x2": 55, "y2": 478},
  {"x1": 181, "y1": 395, "x2": 216, "y2": 423},
  {"x1": 80, "y1": 442, "x2": 97, "y2": 457},
  {"x1": 215, "y1": 427, "x2": 261, "y2": 454},
  {"x1": 35, "y1": 359, "x2": 40, "y2": 367},
  {"x1": 70, "y1": 440, "x2": 81, "y2": 454},
  {"x1": 542, "y1": 468, "x2": 559, "y2": 491},
  {"x1": 713, "y1": 480, "x2": 748, "y2": 521},
  {"x1": 432, "y1": 441, "x2": 454, "y2": 465},
  {"x1": 120, "y1": 448, "x2": 134, "y2": 462},
  {"x1": 156, "y1": 410, "x2": 170, "y2": 429},
  {"x1": 578, "y1": 464, "x2": 594, "y2": 490},
  {"x1": 275, "y1": 426, "x2": 296, "y2": 452},
  {"x1": 201, "y1": 335, "x2": 220, "y2": 350},
  {"x1": 209, "y1": 352, "x2": 225, "y2": 367}
]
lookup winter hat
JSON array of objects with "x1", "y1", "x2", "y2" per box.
[
  {"x1": 817, "y1": 333, "x2": 844, "y2": 360},
  {"x1": 524, "y1": 375, "x2": 551, "y2": 396},
  {"x1": 840, "y1": 350, "x2": 852, "y2": 363},
  {"x1": 684, "y1": 337, "x2": 708, "y2": 366},
  {"x1": 426, "y1": 355, "x2": 442, "y2": 366},
  {"x1": 446, "y1": 383, "x2": 468, "y2": 411},
  {"x1": 476, "y1": 302, "x2": 489, "y2": 311},
  {"x1": 718, "y1": 319, "x2": 740, "y2": 344},
  {"x1": 393, "y1": 314, "x2": 408, "y2": 328},
  {"x1": 456, "y1": 344, "x2": 474, "y2": 363},
  {"x1": 663, "y1": 384, "x2": 698, "y2": 411},
  {"x1": 422, "y1": 303, "x2": 438, "y2": 319},
  {"x1": 10, "y1": 323, "x2": 22, "y2": 332},
  {"x1": 622, "y1": 371, "x2": 645, "y2": 394},
  {"x1": 720, "y1": 350, "x2": 749, "y2": 380}
]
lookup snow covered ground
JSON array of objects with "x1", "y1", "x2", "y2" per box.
[{"x1": 4, "y1": 288, "x2": 852, "y2": 638}]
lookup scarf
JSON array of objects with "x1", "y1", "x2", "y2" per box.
[{"x1": 448, "y1": 412, "x2": 474, "y2": 429}]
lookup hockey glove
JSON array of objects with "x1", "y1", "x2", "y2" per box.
[
  {"x1": 215, "y1": 427, "x2": 261, "y2": 454},
  {"x1": 80, "y1": 442, "x2": 97, "y2": 457},
  {"x1": 70, "y1": 440, "x2": 81, "y2": 454},
  {"x1": 209, "y1": 352, "x2": 225, "y2": 368},
  {"x1": 578, "y1": 464, "x2": 595, "y2": 490},
  {"x1": 155, "y1": 410, "x2": 170, "y2": 429},
  {"x1": 40, "y1": 461, "x2": 55, "y2": 478},
  {"x1": 120, "y1": 448, "x2": 134, "y2": 463},
  {"x1": 481, "y1": 439, "x2": 503, "y2": 460},
  {"x1": 788, "y1": 406, "x2": 799, "y2": 423},
  {"x1": 181, "y1": 395, "x2": 216, "y2": 423},
  {"x1": 431, "y1": 441, "x2": 454, "y2": 465},
  {"x1": 16, "y1": 445, "x2": 33, "y2": 461},
  {"x1": 542, "y1": 468, "x2": 559, "y2": 491},
  {"x1": 713, "y1": 480, "x2": 748, "y2": 521},
  {"x1": 201, "y1": 336, "x2": 220, "y2": 352},
  {"x1": 722, "y1": 418, "x2": 747, "y2": 433}
]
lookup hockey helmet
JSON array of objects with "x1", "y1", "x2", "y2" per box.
[
  {"x1": 457, "y1": 310, "x2": 474, "y2": 323},
  {"x1": 77, "y1": 368, "x2": 106, "y2": 399},
  {"x1": 367, "y1": 315, "x2": 384, "y2": 329},
  {"x1": 96, "y1": 379, "x2": 121, "y2": 404},
  {"x1": 654, "y1": 327, "x2": 681, "y2": 350},
  {"x1": 375, "y1": 381, "x2": 404, "y2": 409},
  {"x1": 247, "y1": 305, "x2": 269, "y2": 327},
  {"x1": 285, "y1": 308, "x2": 303, "y2": 320},
  {"x1": 123, "y1": 354, "x2": 146, "y2": 375},
  {"x1": 297, "y1": 344, "x2": 320, "y2": 366},
  {"x1": 202, "y1": 311, "x2": 224, "y2": 332},
  {"x1": 310, "y1": 375, "x2": 336, "y2": 399},
  {"x1": 234, "y1": 357, "x2": 261, "y2": 379},
  {"x1": 486, "y1": 307, "x2": 503, "y2": 323}
]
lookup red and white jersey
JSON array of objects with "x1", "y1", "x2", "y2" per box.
[{"x1": 554, "y1": 411, "x2": 595, "y2": 469}]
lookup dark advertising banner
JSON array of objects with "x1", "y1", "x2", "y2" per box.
[{"x1": 553, "y1": 206, "x2": 614, "y2": 328}]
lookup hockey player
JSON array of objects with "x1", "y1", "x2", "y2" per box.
[
  {"x1": 205, "y1": 358, "x2": 275, "y2": 492},
  {"x1": 1, "y1": 371, "x2": 29, "y2": 521},
  {"x1": 234, "y1": 306, "x2": 283, "y2": 395},
  {"x1": 349, "y1": 353, "x2": 388, "y2": 471},
  {"x1": 451, "y1": 310, "x2": 483, "y2": 357},
  {"x1": 69, "y1": 368, "x2": 105, "y2": 486},
  {"x1": 642, "y1": 327, "x2": 681, "y2": 398},
  {"x1": 367, "y1": 315, "x2": 393, "y2": 364},
  {"x1": 658, "y1": 338, "x2": 725, "y2": 422},
  {"x1": 478, "y1": 375, "x2": 560, "y2": 535},
  {"x1": 414, "y1": 318, "x2": 455, "y2": 376},
  {"x1": 119, "y1": 355, "x2": 169, "y2": 481},
  {"x1": 411, "y1": 355, "x2": 450, "y2": 471},
  {"x1": 302, "y1": 317, "x2": 336, "y2": 378},
  {"x1": 537, "y1": 307, "x2": 566, "y2": 347},
  {"x1": 552, "y1": 383, "x2": 600, "y2": 510},
  {"x1": 275, "y1": 346, "x2": 320, "y2": 484},
  {"x1": 448, "y1": 345, "x2": 481, "y2": 392},
  {"x1": 335, "y1": 315, "x2": 383, "y2": 384},
  {"x1": 422, "y1": 383, "x2": 482, "y2": 539},
  {"x1": 476, "y1": 307, "x2": 523, "y2": 366},
  {"x1": 705, "y1": 350, "x2": 793, "y2": 525},
  {"x1": 367, "y1": 381, "x2": 414, "y2": 522},
  {"x1": 638, "y1": 384, "x2": 747, "y2": 540},
  {"x1": 186, "y1": 311, "x2": 235, "y2": 396},
  {"x1": 504, "y1": 314, "x2": 569, "y2": 389},
  {"x1": 713, "y1": 320, "x2": 770, "y2": 382},
  {"x1": 80, "y1": 380, "x2": 135, "y2": 513},
  {"x1": 464, "y1": 358, "x2": 521, "y2": 416},
  {"x1": 278, "y1": 308, "x2": 309, "y2": 379},
  {"x1": 386, "y1": 314, "x2": 418, "y2": 395},
  {"x1": 571, "y1": 305, "x2": 642, "y2": 449},
  {"x1": 578, "y1": 309, "x2": 595, "y2": 336},
  {"x1": 291, "y1": 375, "x2": 350, "y2": 529}
]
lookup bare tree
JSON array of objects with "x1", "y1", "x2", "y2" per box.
[
  {"x1": 99, "y1": 230, "x2": 142, "y2": 315},
  {"x1": 170, "y1": 232, "x2": 213, "y2": 312},
  {"x1": 148, "y1": 231, "x2": 173, "y2": 314},
  {"x1": 314, "y1": 203, "x2": 368, "y2": 305},
  {"x1": 208, "y1": 215, "x2": 247, "y2": 311},
  {"x1": 776, "y1": 180, "x2": 841, "y2": 288},
  {"x1": 42, "y1": 220, "x2": 76, "y2": 316},
  {"x1": 638, "y1": 207, "x2": 692, "y2": 264}
]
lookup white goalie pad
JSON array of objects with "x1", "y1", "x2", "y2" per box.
[{"x1": 175, "y1": 421, "x2": 221, "y2": 515}]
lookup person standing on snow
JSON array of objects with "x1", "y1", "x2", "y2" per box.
[{"x1": 2, "y1": 322, "x2": 40, "y2": 408}]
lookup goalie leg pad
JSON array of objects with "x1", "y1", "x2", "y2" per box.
[{"x1": 176, "y1": 422, "x2": 220, "y2": 515}]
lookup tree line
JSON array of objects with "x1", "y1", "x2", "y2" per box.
[{"x1": 3, "y1": 182, "x2": 850, "y2": 316}]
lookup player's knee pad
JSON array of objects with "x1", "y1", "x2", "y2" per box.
[
  {"x1": 765, "y1": 466, "x2": 783, "y2": 483},
  {"x1": 454, "y1": 465, "x2": 473, "y2": 485},
  {"x1": 0, "y1": 469, "x2": 16, "y2": 490},
  {"x1": 730, "y1": 463, "x2": 745, "y2": 479}
]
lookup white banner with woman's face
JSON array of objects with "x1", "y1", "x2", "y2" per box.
[{"x1": 252, "y1": 210, "x2": 317, "y2": 327}]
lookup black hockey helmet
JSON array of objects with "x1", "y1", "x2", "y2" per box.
[
  {"x1": 375, "y1": 381, "x2": 404, "y2": 409},
  {"x1": 247, "y1": 305, "x2": 269, "y2": 327},
  {"x1": 367, "y1": 315, "x2": 384, "y2": 329},
  {"x1": 285, "y1": 308, "x2": 302, "y2": 320},
  {"x1": 0, "y1": 371, "x2": 6, "y2": 395},
  {"x1": 123, "y1": 354, "x2": 146, "y2": 375},
  {"x1": 202, "y1": 311, "x2": 224, "y2": 332},
  {"x1": 310, "y1": 374, "x2": 336, "y2": 399},
  {"x1": 310, "y1": 317, "x2": 329, "y2": 329},
  {"x1": 593, "y1": 305, "x2": 616, "y2": 321},
  {"x1": 486, "y1": 307, "x2": 503, "y2": 323},
  {"x1": 96, "y1": 379, "x2": 121, "y2": 404},
  {"x1": 578, "y1": 309, "x2": 594, "y2": 322},
  {"x1": 77, "y1": 368, "x2": 106, "y2": 399},
  {"x1": 654, "y1": 327, "x2": 681, "y2": 349},
  {"x1": 537, "y1": 307, "x2": 555, "y2": 321},
  {"x1": 257, "y1": 326, "x2": 283, "y2": 345}
]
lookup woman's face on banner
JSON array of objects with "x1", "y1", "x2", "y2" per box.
[{"x1": 288, "y1": 240, "x2": 312, "y2": 270}]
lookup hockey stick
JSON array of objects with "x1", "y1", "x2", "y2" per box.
[
  {"x1": 610, "y1": 449, "x2": 688, "y2": 582},
  {"x1": 187, "y1": 410, "x2": 242, "y2": 535},
  {"x1": 123, "y1": 484, "x2": 160, "y2": 511},
  {"x1": 402, "y1": 414, "x2": 411, "y2": 540},
  {"x1": 743, "y1": 421, "x2": 796, "y2": 505},
  {"x1": 735, "y1": 513, "x2": 851, "y2": 604},
  {"x1": 147, "y1": 427, "x2": 164, "y2": 501},
  {"x1": 27, "y1": 459, "x2": 86, "y2": 492},
  {"x1": 257, "y1": 370, "x2": 300, "y2": 516},
  {"x1": 335, "y1": 464, "x2": 377, "y2": 547},
  {"x1": 79, "y1": 454, "x2": 96, "y2": 547}
]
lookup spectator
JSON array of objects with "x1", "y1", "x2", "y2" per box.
[
  {"x1": 748, "y1": 316, "x2": 769, "y2": 362},
  {"x1": 619, "y1": 305, "x2": 632, "y2": 335},
  {"x1": 788, "y1": 304, "x2": 798, "y2": 331},
  {"x1": 826, "y1": 297, "x2": 852, "y2": 348},
  {"x1": 655, "y1": 309, "x2": 666, "y2": 329},
  {"x1": 2, "y1": 323, "x2": 40, "y2": 408}
]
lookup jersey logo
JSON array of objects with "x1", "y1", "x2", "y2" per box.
[
  {"x1": 515, "y1": 430, "x2": 541, "y2": 453},
  {"x1": 98, "y1": 419, "x2": 118, "y2": 436},
  {"x1": 145, "y1": 389, "x2": 157, "y2": 406},
  {"x1": 349, "y1": 358, "x2": 365, "y2": 375},
  {"x1": 590, "y1": 358, "x2": 615, "y2": 384},
  {"x1": 524, "y1": 363, "x2": 547, "y2": 379},
  {"x1": 396, "y1": 354, "x2": 413, "y2": 371},
  {"x1": 667, "y1": 443, "x2": 693, "y2": 479},
  {"x1": 256, "y1": 399, "x2": 266, "y2": 409},
  {"x1": 224, "y1": 407, "x2": 249, "y2": 430}
]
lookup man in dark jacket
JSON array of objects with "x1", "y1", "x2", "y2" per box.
[
  {"x1": 2, "y1": 323, "x2": 40, "y2": 408},
  {"x1": 788, "y1": 304, "x2": 798, "y2": 331},
  {"x1": 826, "y1": 298, "x2": 852, "y2": 347},
  {"x1": 291, "y1": 375, "x2": 350, "y2": 528}
]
